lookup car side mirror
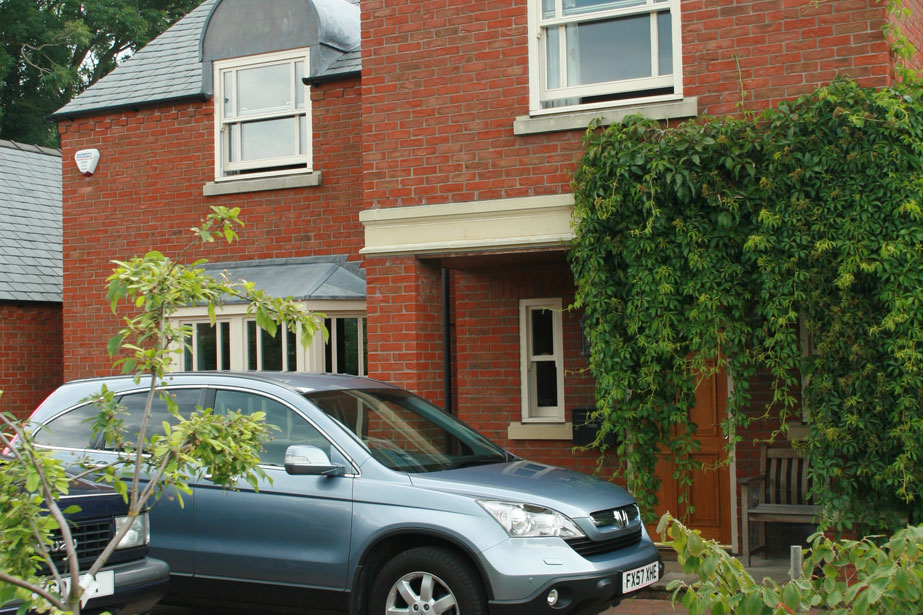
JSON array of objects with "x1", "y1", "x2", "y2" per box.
[{"x1": 284, "y1": 445, "x2": 346, "y2": 477}]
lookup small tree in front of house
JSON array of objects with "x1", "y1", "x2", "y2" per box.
[{"x1": 0, "y1": 206, "x2": 322, "y2": 614}]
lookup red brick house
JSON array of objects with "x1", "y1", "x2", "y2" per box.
[
  {"x1": 0, "y1": 140, "x2": 64, "y2": 419},
  {"x1": 52, "y1": 0, "x2": 921, "y2": 551}
]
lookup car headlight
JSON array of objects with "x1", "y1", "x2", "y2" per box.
[
  {"x1": 114, "y1": 513, "x2": 149, "y2": 549},
  {"x1": 478, "y1": 500, "x2": 585, "y2": 538}
]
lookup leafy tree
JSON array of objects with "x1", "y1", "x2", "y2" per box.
[
  {"x1": 0, "y1": 206, "x2": 322, "y2": 614},
  {"x1": 0, "y1": 0, "x2": 199, "y2": 147},
  {"x1": 660, "y1": 513, "x2": 923, "y2": 615}
]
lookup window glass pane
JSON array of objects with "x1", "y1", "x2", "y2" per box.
[
  {"x1": 228, "y1": 124, "x2": 239, "y2": 163},
  {"x1": 295, "y1": 61, "x2": 305, "y2": 109},
  {"x1": 110, "y1": 389, "x2": 201, "y2": 446},
  {"x1": 34, "y1": 404, "x2": 101, "y2": 449},
  {"x1": 337, "y1": 318, "x2": 360, "y2": 375},
  {"x1": 214, "y1": 390, "x2": 329, "y2": 465},
  {"x1": 196, "y1": 323, "x2": 217, "y2": 371},
  {"x1": 362, "y1": 318, "x2": 368, "y2": 376},
  {"x1": 240, "y1": 117, "x2": 298, "y2": 162},
  {"x1": 323, "y1": 317, "x2": 333, "y2": 372},
  {"x1": 542, "y1": 0, "x2": 555, "y2": 19},
  {"x1": 657, "y1": 11, "x2": 673, "y2": 76},
  {"x1": 184, "y1": 342, "x2": 193, "y2": 371},
  {"x1": 531, "y1": 308, "x2": 555, "y2": 356},
  {"x1": 247, "y1": 320, "x2": 257, "y2": 370},
  {"x1": 563, "y1": 0, "x2": 646, "y2": 15},
  {"x1": 237, "y1": 63, "x2": 292, "y2": 115},
  {"x1": 566, "y1": 14, "x2": 652, "y2": 87},
  {"x1": 533, "y1": 361, "x2": 559, "y2": 407},
  {"x1": 299, "y1": 115, "x2": 308, "y2": 156},
  {"x1": 261, "y1": 327, "x2": 283, "y2": 371},
  {"x1": 545, "y1": 26, "x2": 562, "y2": 90},
  {"x1": 220, "y1": 322, "x2": 230, "y2": 370},
  {"x1": 286, "y1": 326, "x2": 297, "y2": 372},
  {"x1": 222, "y1": 71, "x2": 233, "y2": 117}
]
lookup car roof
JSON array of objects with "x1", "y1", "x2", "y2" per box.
[{"x1": 58, "y1": 371, "x2": 398, "y2": 395}]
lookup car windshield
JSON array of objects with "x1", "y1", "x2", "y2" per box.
[{"x1": 304, "y1": 388, "x2": 509, "y2": 473}]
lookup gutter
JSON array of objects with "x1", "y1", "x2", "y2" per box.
[{"x1": 49, "y1": 92, "x2": 211, "y2": 121}]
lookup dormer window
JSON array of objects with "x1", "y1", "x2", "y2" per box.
[{"x1": 213, "y1": 49, "x2": 311, "y2": 180}]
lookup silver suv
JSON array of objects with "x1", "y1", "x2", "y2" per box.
[{"x1": 27, "y1": 372, "x2": 662, "y2": 615}]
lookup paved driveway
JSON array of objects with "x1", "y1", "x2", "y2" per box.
[{"x1": 153, "y1": 598, "x2": 688, "y2": 615}]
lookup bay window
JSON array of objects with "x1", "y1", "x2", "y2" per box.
[{"x1": 176, "y1": 306, "x2": 366, "y2": 375}]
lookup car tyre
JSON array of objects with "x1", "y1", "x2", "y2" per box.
[{"x1": 369, "y1": 546, "x2": 486, "y2": 615}]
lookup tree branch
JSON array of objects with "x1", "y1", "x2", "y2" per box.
[{"x1": 0, "y1": 571, "x2": 67, "y2": 612}]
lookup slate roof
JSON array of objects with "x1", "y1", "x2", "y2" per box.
[
  {"x1": 0, "y1": 141, "x2": 62, "y2": 302},
  {"x1": 53, "y1": 0, "x2": 217, "y2": 118},
  {"x1": 53, "y1": 0, "x2": 362, "y2": 119},
  {"x1": 203, "y1": 256, "x2": 365, "y2": 303}
]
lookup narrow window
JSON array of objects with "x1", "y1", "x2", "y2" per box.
[
  {"x1": 520, "y1": 298, "x2": 566, "y2": 422},
  {"x1": 184, "y1": 321, "x2": 231, "y2": 371},
  {"x1": 323, "y1": 316, "x2": 367, "y2": 376}
]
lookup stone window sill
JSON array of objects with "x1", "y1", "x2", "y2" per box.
[
  {"x1": 507, "y1": 421, "x2": 573, "y2": 440},
  {"x1": 203, "y1": 171, "x2": 322, "y2": 196},
  {"x1": 513, "y1": 97, "x2": 698, "y2": 136}
]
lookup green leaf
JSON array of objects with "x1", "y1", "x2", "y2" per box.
[
  {"x1": 687, "y1": 531, "x2": 706, "y2": 557},
  {"x1": 107, "y1": 332, "x2": 126, "y2": 357}
]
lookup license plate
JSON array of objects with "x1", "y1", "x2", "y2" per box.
[
  {"x1": 55, "y1": 570, "x2": 115, "y2": 606},
  {"x1": 622, "y1": 561, "x2": 659, "y2": 593}
]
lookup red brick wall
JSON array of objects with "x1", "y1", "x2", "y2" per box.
[
  {"x1": 892, "y1": 0, "x2": 923, "y2": 73},
  {"x1": 685, "y1": 0, "x2": 891, "y2": 115},
  {"x1": 360, "y1": 0, "x2": 893, "y2": 207},
  {"x1": 365, "y1": 256, "x2": 446, "y2": 405},
  {"x1": 57, "y1": 78, "x2": 363, "y2": 380},
  {"x1": 0, "y1": 302, "x2": 63, "y2": 419},
  {"x1": 451, "y1": 264, "x2": 603, "y2": 474}
]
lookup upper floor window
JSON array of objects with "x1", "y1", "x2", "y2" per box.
[
  {"x1": 528, "y1": 0, "x2": 682, "y2": 114},
  {"x1": 213, "y1": 49, "x2": 311, "y2": 180}
]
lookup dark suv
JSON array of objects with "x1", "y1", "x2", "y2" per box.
[{"x1": 0, "y1": 476, "x2": 169, "y2": 615}]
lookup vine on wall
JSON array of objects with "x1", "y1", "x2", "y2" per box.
[{"x1": 570, "y1": 78, "x2": 923, "y2": 533}]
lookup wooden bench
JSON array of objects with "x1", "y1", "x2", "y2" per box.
[{"x1": 739, "y1": 446, "x2": 819, "y2": 566}]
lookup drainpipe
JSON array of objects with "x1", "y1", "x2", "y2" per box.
[{"x1": 442, "y1": 267, "x2": 452, "y2": 413}]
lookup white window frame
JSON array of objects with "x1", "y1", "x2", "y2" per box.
[
  {"x1": 244, "y1": 319, "x2": 300, "y2": 371},
  {"x1": 185, "y1": 320, "x2": 233, "y2": 370},
  {"x1": 171, "y1": 301, "x2": 366, "y2": 373},
  {"x1": 527, "y1": 0, "x2": 684, "y2": 115},
  {"x1": 213, "y1": 48, "x2": 312, "y2": 181},
  {"x1": 519, "y1": 298, "x2": 566, "y2": 423},
  {"x1": 315, "y1": 313, "x2": 368, "y2": 377}
]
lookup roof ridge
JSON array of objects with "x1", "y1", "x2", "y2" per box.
[{"x1": 0, "y1": 139, "x2": 62, "y2": 158}]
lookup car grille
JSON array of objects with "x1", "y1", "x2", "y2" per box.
[
  {"x1": 565, "y1": 526, "x2": 642, "y2": 557},
  {"x1": 48, "y1": 519, "x2": 112, "y2": 570},
  {"x1": 590, "y1": 504, "x2": 640, "y2": 528},
  {"x1": 565, "y1": 504, "x2": 643, "y2": 557}
]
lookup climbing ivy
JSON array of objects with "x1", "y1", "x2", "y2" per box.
[{"x1": 570, "y1": 78, "x2": 923, "y2": 534}]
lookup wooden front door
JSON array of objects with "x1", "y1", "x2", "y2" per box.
[{"x1": 647, "y1": 367, "x2": 732, "y2": 545}]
